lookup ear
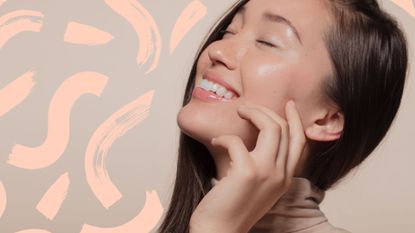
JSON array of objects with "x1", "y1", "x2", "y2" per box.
[{"x1": 305, "y1": 108, "x2": 344, "y2": 142}]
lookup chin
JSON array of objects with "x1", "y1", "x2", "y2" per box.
[
  {"x1": 176, "y1": 99, "x2": 257, "y2": 151},
  {"x1": 176, "y1": 101, "x2": 217, "y2": 145}
]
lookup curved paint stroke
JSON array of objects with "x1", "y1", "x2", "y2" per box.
[
  {"x1": 7, "y1": 72, "x2": 109, "y2": 169},
  {"x1": 85, "y1": 90, "x2": 155, "y2": 209},
  {"x1": 64, "y1": 21, "x2": 114, "y2": 45},
  {"x1": 36, "y1": 172, "x2": 70, "y2": 220},
  {"x1": 80, "y1": 190, "x2": 163, "y2": 233},
  {"x1": 170, "y1": 0, "x2": 207, "y2": 54},
  {"x1": 105, "y1": 0, "x2": 161, "y2": 74},
  {"x1": 0, "y1": 10, "x2": 44, "y2": 49},
  {"x1": 0, "y1": 181, "x2": 6, "y2": 218},
  {"x1": 391, "y1": 0, "x2": 415, "y2": 17},
  {"x1": 15, "y1": 230, "x2": 51, "y2": 233},
  {"x1": 0, "y1": 70, "x2": 36, "y2": 117}
]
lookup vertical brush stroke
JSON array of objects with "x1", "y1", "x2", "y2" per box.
[
  {"x1": 15, "y1": 230, "x2": 50, "y2": 233},
  {"x1": 36, "y1": 172, "x2": 70, "y2": 220},
  {"x1": 0, "y1": 10, "x2": 44, "y2": 49},
  {"x1": 170, "y1": 0, "x2": 207, "y2": 54},
  {"x1": 80, "y1": 190, "x2": 163, "y2": 233},
  {"x1": 0, "y1": 70, "x2": 36, "y2": 117},
  {"x1": 85, "y1": 90, "x2": 155, "y2": 209},
  {"x1": 0, "y1": 181, "x2": 6, "y2": 218},
  {"x1": 64, "y1": 21, "x2": 114, "y2": 45},
  {"x1": 105, "y1": 0, "x2": 161, "y2": 74},
  {"x1": 391, "y1": 0, "x2": 415, "y2": 17},
  {"x1": 7, "y1": 72, "x2": 109, "y2": 169}
]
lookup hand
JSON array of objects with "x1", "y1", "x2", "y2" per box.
[{"x1": 189, "y1": 100, "x2": 306, "y2": 233}]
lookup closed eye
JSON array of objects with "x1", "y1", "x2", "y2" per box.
[
  {"x1": 257, "y1": 40, "x2": 277, "y2": 48},
  {"x1": 219, "y1": 29, "x2": 278, "y2": 48}
]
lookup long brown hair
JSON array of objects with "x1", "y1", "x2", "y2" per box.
[{"x1": 157, "y1": 1, "x2": 408, "y2": 232}]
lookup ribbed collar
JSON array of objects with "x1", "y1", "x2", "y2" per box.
[{"x1": 210, "y1": 177, "x2": 329, "y2": 233}]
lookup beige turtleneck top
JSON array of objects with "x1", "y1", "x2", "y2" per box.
[{"x1": 210, "y1": 177, "x2": 352, "y2": 233}]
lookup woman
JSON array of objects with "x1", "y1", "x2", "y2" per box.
[{"x1": 158, "y1": 0, "x2": 408, "y2": 232}]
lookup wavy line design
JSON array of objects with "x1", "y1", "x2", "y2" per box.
[
  {"x1": 36, "y1": 172, "x2": 70, "y2": 220},
  {"x1": 0, "y1": 70, "x2": 36, "y2": 117},
  {"x1": 80, "y1": 190, "x2": 163, "y2": 233},
  {"x1": 0, "y1": 10, "x2": 44, "y2": 49},
  {"x1": 0, "y1": 181, "x2": 6, "y2": 218},
  {"x1": 391, "y1": 0, "x2": 415, "y2": 17},
  {"x1": 7, "y1": 72, "x2": 109, "y2": 169},
  {"x1": 64, "y1": 21, "x2": 114, "y2": 45},
  {"x1": 170, "y1": 0, "x2": 207, "y2": 54},
  {"x1": 104, "y1": 0, "x2": 161, "y2": 74},
  {"x1": 85, "y1": 89, "x2": 155, "y2": 209}
]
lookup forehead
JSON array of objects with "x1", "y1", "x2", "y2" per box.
[{"x1": 237, "y1": 0, "x2": 334, "y2": 47}]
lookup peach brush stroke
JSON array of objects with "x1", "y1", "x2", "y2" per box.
[
  {"x1": 0, "y1": 0, "x2": 7, "y2": 7},
  {"x1": 7, "y1": 72, "x2": 109, "y2": 169},
  {"x1": 105, "y1": 0, "x2": 161, "y2": 74},
  {"x1": 64, "y1": 21, "x2": 114, "y2": 45},
  {"x1": 0, "y1": 70, "x2": 36, "y2": 117},
  {"x1": 0, "y1": 10, "x2": 44, "y2": 49},
  {"x1": 15, "y1": 230, "x2": 51, "y2": 233},
  {"x1": 80, "y1": 190, "x2": 163, "y2": 233},
  {"x1": 36, "y1": 172, "x2": 70, "y2": 220},
  {"x1": 391, "y1": 0, "x2": 415, "y2": 17},
  {"x1": 0, "y1": 181, "x2": 6, "y2": 218},
  {"x1": 85, "y1": 90, "x2": 155, "y2": 209},
  {"x1": 170, "y1": 0, "x2": 207, "y2": 54}
]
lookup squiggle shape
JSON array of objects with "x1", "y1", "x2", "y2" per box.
[
  {"x1": 0, "y1": 181, "x2": 6, "y2": 218},
  {"x1": 15, "y1": 230, "x2": 50, "y2": 233},
  {"x1": 0, "y1": 70, "x2": 36, "y2": 117},
  {"x1": 391, "y1": 0, "x2": 415, "y2": 17},
  {"x1": 105, "y1": 0, "x2": 161, "y2": 74},
  {"x1": 80, "y1": 190, "x2": 163, "y2": 233},
  {"x1": 170, "y1": 0, "x2": 207, "y2": 54},
  {"x1": 64, "y1": 21, "x2": 114, "y2": 45},
  {"x1": 36, "y1": 172, "x2": 70, "y2": 220},
  {"x1": 0, "y1": 10, "x2": 44, "y2": 49},
  {"x1": 85, "y1": 90, "x2": 155, "y2": 209},
  {"x1": 7, "y1": 72, "x2": 109, "y2": 169}
]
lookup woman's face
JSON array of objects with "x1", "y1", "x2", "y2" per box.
[{"x1": 177, "y1": 0, "x2": 335, "y2": 152}]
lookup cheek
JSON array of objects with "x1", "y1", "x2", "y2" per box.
[{"x1": 242, "y1": 61, "x2": 298, "y2": 113}]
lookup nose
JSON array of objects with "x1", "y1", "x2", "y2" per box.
[{"x1": 207, "y1": 37, "x2": 241, "y2": 70}]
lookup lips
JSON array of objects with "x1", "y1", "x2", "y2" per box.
[{"x1": 202, "y1": 70, "x2": 240, "y2": 98}]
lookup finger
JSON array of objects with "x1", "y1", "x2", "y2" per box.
[
  {"x1": 211, "y1": 135, "x2": 251, "y2": 169},
  {"x1": 285, "y1": 100, "x2": 306, "y2": 178},
  {"x1": 244, "y1": 103, "x2": 289, "y2": 168},
  {"x1": 237, "y1": 105, "x2": 281, "y2": 159}
]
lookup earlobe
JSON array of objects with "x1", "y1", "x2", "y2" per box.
[{"x1": 305, "y1": 111, "x2": 344, "y2": 142}]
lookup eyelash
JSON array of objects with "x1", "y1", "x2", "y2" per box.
[{"x1": 219, "y1": 29, "x2": 277, "y2": 48}]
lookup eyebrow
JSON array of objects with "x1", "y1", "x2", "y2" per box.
[{"x1": 236, "y1": 6, "x2": 303, "y2": 45}]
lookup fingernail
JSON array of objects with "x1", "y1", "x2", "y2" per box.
[{"x1": 211, "y1": 138, "x2": 216, "y2": 144}]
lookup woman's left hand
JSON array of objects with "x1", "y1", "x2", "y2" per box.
[{"x1": 189, "y1": 100, "x2": 306, "y2": 233}]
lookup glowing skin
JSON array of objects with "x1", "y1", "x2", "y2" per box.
[{"x1": 177, "y1": 0, "x2": 344, "y2": 181}]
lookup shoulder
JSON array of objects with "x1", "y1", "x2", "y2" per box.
[
  {"x1": 327, "y1": 226, "x2": 352, "y2": 233},
  {"x1": 319, "y1": 222, "x2": 352, "y2": 233},
  {"x1": 297, "y1": 221, "x2": 352, "y2": 233}
]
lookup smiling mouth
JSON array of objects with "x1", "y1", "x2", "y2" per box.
[{"x1": 196, "y1": 78, "x2": 239, "y2": 100}]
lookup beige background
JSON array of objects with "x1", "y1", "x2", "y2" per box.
[{"x1": 0, "y1": 0, "x2": 414, "y2": 232}]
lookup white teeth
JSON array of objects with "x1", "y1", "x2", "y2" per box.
[{"x1": 198, "y1": 79, "x2": 236, "y2": 99}]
